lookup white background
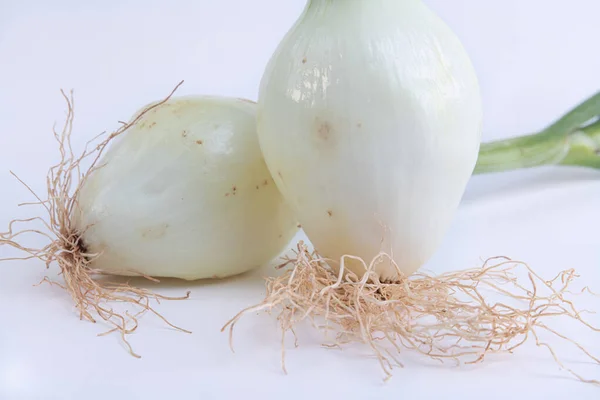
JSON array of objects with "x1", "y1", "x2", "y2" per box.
[{"x1": 1, "y1": 0, "x2": 599, "y2": 399}]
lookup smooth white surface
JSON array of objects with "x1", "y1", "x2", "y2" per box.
[
  {"x1": 257, "y1": 0, "x2": 484, "y2": 280},
  {"x1": 73, "y1": 96, "x2": 298, "y2": 280},
  {"x1": 1, "y1": 1, "x2": 599, "y2": 399}
]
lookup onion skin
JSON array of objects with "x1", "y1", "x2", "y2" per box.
[
  {"x1": 74, "y1": 96, "x2": 298, "y2": 280},
  {"x1": 257, "y1": 0, "x2": 483, "y2": 280}
]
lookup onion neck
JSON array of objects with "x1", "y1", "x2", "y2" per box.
[
  {"x1": 306, "y1": 0, "x2": 419, "y2": 11},
  {"x1": 474, "y1": 92, "x2": 600, "y2": 174}
]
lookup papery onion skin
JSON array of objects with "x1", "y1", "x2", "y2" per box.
[
  {"x1": 74, "y1": 96, "x2": 298, "y2": 280},
  {"x1": 257, "y1": 0, "x2": 483, "y2": 280}
]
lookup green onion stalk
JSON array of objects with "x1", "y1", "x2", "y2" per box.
[{"x1": 475, "y1": 92, "x2": 600, "y2": 174}]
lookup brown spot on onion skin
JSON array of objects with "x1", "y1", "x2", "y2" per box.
[
  {"x1": 196, "y1": 140, "x2": 203, "y2": 145},
  {"x1": 302, "y1": 57, "x2": 307, "y2": 64},
  {"x1": 313, "y1": 118, "x2": 337, "y2": 149},
  {"x1": 263, "y1": 179, "x2": 269, "y2": 186},
  {"x1": 140, "y1": 224, "x2": 169, "y2": 240},
  {"x1": 256, "y1": 185, "x2": 260, "y2": 190},
  {"x1": 327, "y1": 210, "x2": 333, "y2": 217},
  {"x1": 317, "y1": 122, "x2": 332, "y2": 141}
]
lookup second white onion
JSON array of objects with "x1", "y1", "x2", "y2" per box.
[{"x1": 74, "y1": 96, "x2": 298, "y2": 280}]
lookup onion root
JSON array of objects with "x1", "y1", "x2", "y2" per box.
[
  {"x1": 0, "y1": 82, "x2": 191, "y2": 357},
  {"x1": 223, "y1": 241, "x2": 600, "y2": 384}
]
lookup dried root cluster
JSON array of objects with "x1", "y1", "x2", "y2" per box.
[
  {"x1": 0, "y1": 82, "x2": 189, "y2": 356},
  {"x1": 224, "y1": 241, "x2": 600, "y2": 384}
]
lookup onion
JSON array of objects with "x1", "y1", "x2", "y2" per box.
[
  {"x1": 256, "y1": 0, "x2": 483, "y2": 281},
  {"x1": 1, "y1": 84, "x2": 298, "y2": 354},
  {"x1": 225, "y1": 0, "x2": 600, "y2": 383},
  {"x1": 74, "y1": 95, "x2": 297, "y2": 280}
]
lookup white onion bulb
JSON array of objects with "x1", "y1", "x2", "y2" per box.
[
  {"x1": 74, "y1": 96, "x2": 298, "y2": 280},
  {"x1": 257, "y1": 0, "x2": 483, "y2": 280}
]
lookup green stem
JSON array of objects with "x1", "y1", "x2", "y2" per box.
[
  {"x1": 474, "y1": 92, "x2": 600, "y2": 174},
  {"x1": 560, "y1": 119, "x2": 600, "y2": 169}
]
